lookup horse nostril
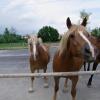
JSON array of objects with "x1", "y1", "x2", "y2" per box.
[{"x1": 85, "y1": 48, "x2": 91, "y2": 54}]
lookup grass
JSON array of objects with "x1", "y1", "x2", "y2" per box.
[
  {"x1": 0, "y1": 43, "x2": 28, "y2": 50},
  {"x1": 0, "y1": 42, "x2": 59, "y2": 50}
]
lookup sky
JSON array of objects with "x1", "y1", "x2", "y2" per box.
[{"x1": 0, "y1": 0, "x2": 100, "y2": 34}]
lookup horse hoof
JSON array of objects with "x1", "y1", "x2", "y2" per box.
[
  {"x1": 28, "y1": 88, "x2": 34, "y2": 93},
  {"x1": 62, "y1": 88, "x2": 68, "y2": 93},
  {"x1": 87, "y1": 82, "x2": 92, "y2": 88},
  {"x1": 44, "y1": 83, "x2": 49, "y2": 88},
  {"x1": 87, "y1": 84, "x2": 92, "y2": 88}
]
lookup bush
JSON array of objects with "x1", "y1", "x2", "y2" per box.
[
  {"x1": 91, "y1": 28, "x2": 100, "y2": 37},
  {"x1": 37, "y1": 26, "x2": 60, "y2": 42},
  {"x1": 0, "y1": 28, "x2": 26, "y2": 43}
]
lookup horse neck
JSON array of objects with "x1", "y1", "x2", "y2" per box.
[
  {"x1": 59, "y1": 48, "x2": 73, "y2": 60},
  {"x1": 89, "y1": 36, "x2": 96, "y2": 45},
  {"x1": 89, "y1": 36, "x2": 100, "y2": 48},
  {"x1": 37, "y1": 44, "x2": 46, "y2": 55}
]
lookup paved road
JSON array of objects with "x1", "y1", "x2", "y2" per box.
[{"x1": 0, "y1": 48, "x2": 100, "y2": 100}]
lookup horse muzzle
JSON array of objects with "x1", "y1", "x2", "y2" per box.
[{"x1": 82, "y1": 44, "x2": 96, "y2": 62}]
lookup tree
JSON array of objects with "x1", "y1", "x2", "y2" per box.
[
  {"x1": 91, "y1": 28, "x2": 100, "y2": 37},
  {"x1": 37, "y1": 26, "x2": 60, "y2": 42},
  {"x1": 3, "y1": 28, "x2": 11, "y2": 42},
  {"x1": 0, "y1": 27, "x2": 26, "y2": 43},
  {"x1": 10, "y1": 27, "x2": 17, "y2": 34},
  {"x1": 0, "y1": 34, "x2": 6, "y2": 43}
]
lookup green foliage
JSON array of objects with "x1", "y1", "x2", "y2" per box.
[
  {"x1": 0, "y1": 43, "x2": 27, "y2": 50},
  {"x1": 0, "y1": 27, "x2": 26, "y2": 43},
  {"x1": 91, "y1": 28, "x2": 100, "y2": 37},
  {"x1": 37, "y1": 26, "x2": 60, "y2": 42}
]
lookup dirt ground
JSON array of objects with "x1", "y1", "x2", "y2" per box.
[{"x1": 0, "y1": 48, "x2": 100, "y2": 100}]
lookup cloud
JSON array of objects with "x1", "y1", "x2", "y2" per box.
[{"x1": 0, "y1": 0, "x2": 100, "y2": 34}]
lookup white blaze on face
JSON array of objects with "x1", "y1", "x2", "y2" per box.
[
  {"x1": 31, "y1": 36, "x2": 37, "y2": 61},
  {"x1": 79, "y1": 31, "x2": 95, "y2": 58},
  {"x1": 33, "y1": 41, "x2": 36, "y2": 60},
  {"x1": 28, "y1": 35, "x2": 37, "y2": 60}
]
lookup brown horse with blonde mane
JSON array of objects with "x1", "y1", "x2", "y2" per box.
[
  {"x1": 53, "y1": 17, "x2": 95, "y2": 100},
  {"x1": 27, "y1": 35, "x2": 50, "y2": 92}
]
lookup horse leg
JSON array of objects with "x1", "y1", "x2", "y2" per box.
[
  {"x1": 84, "y1": 62, "x2": 86, "y2": 71},
  {"x1": 29, "y1": 66, "x2": 35, "y2": 93},
  {"x1": 53, "y1": 77, "x2": 59, "y2": 100},
  {"x1": 63, "y1": 78, "x2": 68, "y2": 92},
  {"x1": 87, "y1": 62, "x2": 90, "y2": 71},
  {"x1": 29, "y1": 76, "x2": 35, "y2": 92},
  {"x1": 71, "y1": 76, "x2": 78, "y2": 100},
  {"x1": 37, "y1": 69, "x2": 39, "y2": 73},
  {"x1": 43, "y1": 66, "x2": 48, "y2": 88},
  {"x1": 36, "y1": 69, "x2": 40, "y2": 78},
  {"x1": 87, "y1": 61, "x2": 98, "y2": 87}
]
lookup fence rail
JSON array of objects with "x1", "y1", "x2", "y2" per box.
[{"x1": 0, "y1": 70, "x2": 100, "y2": 78}]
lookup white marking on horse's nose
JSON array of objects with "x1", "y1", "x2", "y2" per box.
[
  {"x1": 79, "y1": 31, "x2": 95, "y2": 58},
  {"x1": 33, "y1": 43, "x2": 36, "y2": 60}
]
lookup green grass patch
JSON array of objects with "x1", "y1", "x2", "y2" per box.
[
  {"x1": 0, "y1": 43, "x2": 28, "y2": 50},
  {"x1": 0, "y1": 42, "x2": 59, "y2": 50}
]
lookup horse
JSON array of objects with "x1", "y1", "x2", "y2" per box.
[
  {"x1": 87, "y1": 53, "x2": 100, "y2": 86},
  {"x1": 53, "y1": 17, "x2": 95, "y2": 100},
  {"x1": 83, "y1": 36, "x2": 99, "y2": 71},
  {"x1": 84, "y1": 61, "x2": 91, "y2": 71},
  {"x1": 27, "y1": 35, "x2": 50, "y2": 92},
  {"x1": 83, "y1": 36, "x2": 100, "y2": 86}
]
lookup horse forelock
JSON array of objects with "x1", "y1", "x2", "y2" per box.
[
  {"x1": 28, "y1": 35, "x2": 47, "y2": 60},
  {"x1": 28, "y1": 35, "x2": 44, "y2": 46}
]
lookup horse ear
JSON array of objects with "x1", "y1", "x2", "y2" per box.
[
  {"x1": 38, "y1": 37, "x2": 43, "y2": 43},
  {"x1": 81, "y1": 17, "x2": 87, "y2": 27},
  {"x1": 66, "y1": 17, "x2": 72, "y2": 29}
]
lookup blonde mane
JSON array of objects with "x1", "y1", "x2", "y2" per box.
[
  {"x1": 28, "y1": 35, "x2": 43, "y2": 45},
  {"x1": 38, "y1": 37, "x2": 43, "y2": 44},
  {"x1": 59, "y1": 31, "x2": 70, "y2": 55},
  {"x1": 38, "y1": 37, "x2": 47, "y2": 52},
  {"x1": 59, "y1": 25, "x2": 78, "y2": 55}
]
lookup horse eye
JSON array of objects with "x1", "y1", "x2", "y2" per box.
[{"x1": 70, "y1": 34, "x2": 75, "y2": 38}]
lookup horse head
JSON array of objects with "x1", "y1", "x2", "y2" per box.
[
  {"x1": 59, "y1": 17, "x2": 95, "y2": 61},
  {"x1": 27, "y1": 35, "x2": 43, "y2": 60}
]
